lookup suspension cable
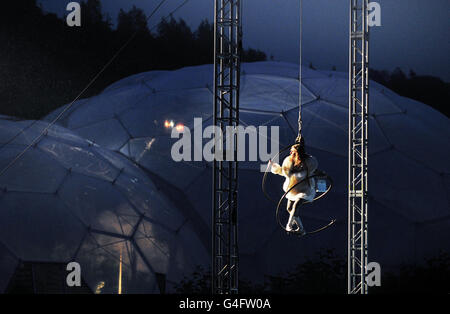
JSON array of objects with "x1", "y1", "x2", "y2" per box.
[
  {"x1": 149, "y1": 0, "x2": 190, "y2": 32},
  {"x1": 297, "y1": 0, "x2": 303, "y2": 142},
  {"x1": 0, "y1": 0, "x2": 193, "y2": 179}
]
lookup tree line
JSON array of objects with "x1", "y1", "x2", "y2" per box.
[
  {"x1": 0, "y1": 1, "x2": 447, "y2": 120},
  {"x1": 0, "y1": 0, "x2": 266, "y2": 119},
  {"x1": 369, "y1": 68, "x2": 449, "y2": 118},
  {"x1": 175, "y1": 249, "x2": 450, "y2": 294}
]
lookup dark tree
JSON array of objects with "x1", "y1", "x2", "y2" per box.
[
  {"x1": 243, "y1": 48, "x2": 267, "y2": 62},
  {"x1": 156, "y1": 17, "x2": 195, "y2": 69},
  {"x1": 117, "y1": 6, "x2": 149, "y2": 36},
  {"x1": 370, "y1": 68, "x2": 449, "y2": 117},
  {"x1": 194, "y1": 19, "x2": 214, "y2": 65},
  {"x1": 174, "y1": 250, "x2": 450, "y2": 294},
  {"x1": 0, "y1": 1, "x2": 447, "y2": 120}
]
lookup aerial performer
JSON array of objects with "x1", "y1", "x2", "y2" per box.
[
  {"x1": 268, "y1": 137, "x2": 318, "y2": 235},
  {"x1": 263, "y1": 0, "x2": 334, "y2": 236}
]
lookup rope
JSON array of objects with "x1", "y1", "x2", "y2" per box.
[
  {"x1": 0, "y1": 0, "x2": 190, "y2": 180},
  {"x1": 297, "y1": 0, "x2": 303, "y2": 143}
]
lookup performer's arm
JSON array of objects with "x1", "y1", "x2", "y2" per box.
[{"x1": 269, "y1": 160, "x2": 283, "y2": 176}]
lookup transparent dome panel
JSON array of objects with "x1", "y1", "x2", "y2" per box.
[
  {"x1": 58, "y1": 173, "x2": 140, "y2": 236},
  {"x1": 0, "y1": 193, "x2": 85, "y2": 262},
  {"x1": 377, "y1": 114, "x2": 450, "y2": 172},
  {"x1": 115, "y1": 172, "x2": 185, "y2": 232},
  {"x1": 75, "y1": 233, "x2": 158, "y2": 294},
  {"x1": 0, "y1": 145, "x2": 67, "y2": 193},
  {"x1": 134, "y1": 220, "x2": 173, "y2": 275},
  {"x1": 39, "y1": 138, "x2": 121, "y2": 182},
  {"x1": 240, "y1": 75, "x2": 311, "y2": 112},
  {"x1": 120, "y1": 89, "x2": 212, "y2": 138},
  {"x1": 0, "y1": 241, "x2": 18, "y2": 293},
  {"x1": 104, "y1": 70, "x2": 168, "y2": 92},
  {"x1": 74, "y1": 118, "x2": 130, "y2": 151},
  {"x1": 302, "y1": 77, "x2": 347, "y2": 107},
  {"x1": 66, "y1": 86, "x2": 150, "y2": 130},
  {"x1": 147, "y1": 64, "x2": 212, "y2": 91}
]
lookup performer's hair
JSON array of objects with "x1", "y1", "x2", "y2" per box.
[
  {"x1": 293, "y1": 137, "x2": 307, "y2": 159},
  {"x1": 294, "y1": 137, "x2": 310, "y2": 186}
]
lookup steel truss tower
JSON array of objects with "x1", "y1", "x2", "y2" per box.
[
  {"x1": 212, "y1": 0, "x2": 242, "y2": 294},
  {"x1": 348, "y1": 0, "x2": 370, "y2": 294}
]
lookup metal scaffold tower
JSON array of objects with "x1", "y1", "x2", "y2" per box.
[
  {"x1": 212, "y1": 0, "x2": 242, "y2": 294},
  {"x1": 348, "y1": 0, "x2": 370, "y2": 294}
]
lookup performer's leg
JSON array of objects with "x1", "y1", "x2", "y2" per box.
[
  {"x1": 286, "y1": 200, "x2": 296, "y2": 231},
  {"x1": 286, "y1": 200, "x2": 293, "y2": 214},
  {"x1": 291, "y1": 199, "x2": 306, "y2": 235},
  {"x1": 292, "y1": 199, "x2": 301, "y2": 216}
]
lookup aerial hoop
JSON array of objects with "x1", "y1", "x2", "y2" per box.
[
  {"x1": 261, "y1": 143, "x2": 335, "y2": 236},
  {"x1": 274, "y1": 168, "x2": 335, "y2": 235},
  {"x1": 287, "y1": 219, "x2": 337, "y2": 237},
  {"x1": 261, "y1": 143, "x2": 292, "y2": 202}
]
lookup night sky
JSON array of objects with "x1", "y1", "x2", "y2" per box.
[{"x1": 38, "y1": 0, "x2": 449, "y2": 81}]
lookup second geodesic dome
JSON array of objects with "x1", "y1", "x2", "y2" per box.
[
  {"x1": 46, "y1": 61, "x2": 450, "y2": 280},
  {"x1": 0, "y1": 119, "x2": 209, "y2": 293}
]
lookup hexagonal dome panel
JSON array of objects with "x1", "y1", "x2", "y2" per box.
[
  {"x1": 45, "y1": 62, "x2": 450, "y2": 281},
  {"x1": 0, "y1": 119, "x2": 209, "y2": 293}
]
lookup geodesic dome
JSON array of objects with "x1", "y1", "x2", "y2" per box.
[
  {"x1": 0, "y1": 119, "x2": 209, "y2": 293},
  {"x1": 46, "y1": 61, "x2": 450, "y2": 280}
]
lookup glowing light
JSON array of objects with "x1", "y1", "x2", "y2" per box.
[
  {"x1": 175, "y1": 123, "x2": 185, "y2": 132},
  {"x1": 136, "y1": 138, "x2": 156, "y2": 162},
  {"x1": 164, "y1": 120, "x2": 174, "y2": 128},
  {"x1": 145, "y1": 138, "x2": 156, "y2": 150},
  {"x1": 118, "y1": 246, "x2": 123, "y2": 295},
  {"x1": 95, "y1": 281, "x2": 105, "y2": 294}
]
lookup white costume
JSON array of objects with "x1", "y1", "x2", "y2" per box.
[
  {"x1": 271, "y1": 154, "x2": 318, "y2": 201},
  {"x1": 270, "y1": 154, "x2": 318, "y2": 233}
]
